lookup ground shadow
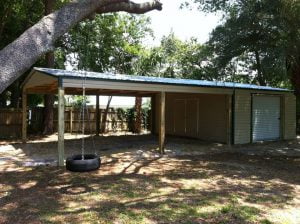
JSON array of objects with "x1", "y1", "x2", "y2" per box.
[
  {"x1": 0, "y1": 150, "x2": 299, "y2": 223},
  {"x1": 1, "y1": 135, "x2": 300, "y2": 223}
]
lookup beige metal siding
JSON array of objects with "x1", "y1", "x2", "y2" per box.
[
  {"x1": 165, "y1": 94, "x2": 173, "y2": 134},
  {"x1": 155, "y1": 90, "x2": 294, "y2": 144},
  {"x1": 234, "y1": 90, "x2": 251, "y2": 144},
  {"x1": 234, "y1": 90, "x2": 295, "y2": 144},
  {"x1": 173, "y1": 99, "x2": 186, "y2": 135},
  {"x1": 284, "y1": 93, "x2": 296, "y2": 140},
  {"x1": 163, "y1": 93, "x2": 228, "y2": 143},
  {"x1": 186, "y1": 99, "x2": 199, "y2": 138},
  {"x1": 197, "y1": 94, "x2": 227, "y2": 142},
  {"x1": 155, "y1": 93, "x2": 160, "y2": 134}
]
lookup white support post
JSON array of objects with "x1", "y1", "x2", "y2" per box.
[
  {"x1": 159, "y1": 92, "x2": 166, "y2": 154},
  {"x1": 58, "y1": 79, "x2": 65, "y2": 166}
]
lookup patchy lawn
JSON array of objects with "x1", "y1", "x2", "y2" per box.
[{"x1": 0, "y1": 135, "x2": 300, "y2": 224}]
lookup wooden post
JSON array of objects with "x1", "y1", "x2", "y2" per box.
[
  {"x1": 22, "y1": 90, "x2": 27, "y2": 143},
  {"x1": 227, "y1": 95, "x2": 232, "y2": 146},
  {"x1": 96, "y1": 94, "x2": 100, "y2": 136},
  {"x1": 159, "y1": 92, "x2": 166, "y2": 154},
  {"x1": 70, "y1": 107, "x2": 73, "y2": 134},
  {"x1": 150, "y1": 95, "x2": 155, "y2": 134},
  {"x1": 57, "y1": 79, "x2": 65, "y2": 166}
]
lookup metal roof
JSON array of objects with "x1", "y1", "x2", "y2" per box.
[{"x1": 33, "y1": 67, "x2": 290, "y2": 92}]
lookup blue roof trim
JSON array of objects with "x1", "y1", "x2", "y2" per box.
[{"x1": 33, "y1": 67, "x2": 290, "y2": 92}]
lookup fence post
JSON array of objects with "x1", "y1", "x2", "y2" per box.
[{"x1": 70, "y1": 107, "x2": 73, "y2": 134}]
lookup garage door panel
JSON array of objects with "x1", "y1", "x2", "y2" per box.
[{"x1": 252, "y1": 96, "x2": 280, "y2": 142}]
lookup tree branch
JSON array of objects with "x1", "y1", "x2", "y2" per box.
[
  {"x1": 0, "y1": 0, "x2": 162, "y2": 93},
  {"x1": 97, "y1": 1, "x2": 163, "y2": 14}
]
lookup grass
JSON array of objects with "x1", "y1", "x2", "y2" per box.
[{"x1": 0, "y1": 149, "x2": 300, "y2": 224}]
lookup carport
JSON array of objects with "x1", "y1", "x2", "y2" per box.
[{"x1": 22, "y1": 67, "x2": 296, "y2": 166}]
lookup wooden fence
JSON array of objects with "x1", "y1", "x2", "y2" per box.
[
  {"x1": 0, "y1": 108, "x2": 22, "y2": 138},
  {"x1": 0, "y1": 107, "x2": 149, "y2": 138}
]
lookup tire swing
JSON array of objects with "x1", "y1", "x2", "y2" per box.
[
  {"x1": 66, "y1": 21, "x2": 100, "y2": 172},
  {"x1": 66, "y1": 74, "x2": 101, "y2": 172}
]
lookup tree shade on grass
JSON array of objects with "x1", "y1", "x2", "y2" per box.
[{"x1": 0, "y1": 135, "x2": 300, "y2": 223}]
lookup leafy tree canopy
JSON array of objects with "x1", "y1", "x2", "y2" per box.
[
  {"x1": 60, "y1": 13, "x2": 153, "y2": 74},
  {"x1": 134, "y1": 32, "x2": 215, "y2": 80},
  {"x1": 185, "y1": 0, "x2": 300, "y2": 90}
]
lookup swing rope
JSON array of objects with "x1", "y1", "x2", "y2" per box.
[
  {"x1": 81, "y1": 71, "x2": 86, "y2": 160},
  {"x1": 76, "y1": 19, "x2": 97, "y2": 160}
]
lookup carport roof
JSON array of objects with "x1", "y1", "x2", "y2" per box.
[{"x1": 32, "y1": 67, "x2": 290, "y2": 92}]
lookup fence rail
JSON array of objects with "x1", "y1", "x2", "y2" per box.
[{"x1": 0, "y1": 107, "x2": 149, "y2": 138}]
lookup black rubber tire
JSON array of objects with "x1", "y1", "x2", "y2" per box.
[{"x1": 66, "y1": 154, "x2": 101, "y2": 172}]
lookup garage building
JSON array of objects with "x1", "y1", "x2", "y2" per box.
[
  {"x1": 158, "y1": 90, "x2": 295, "y2": 145},
  {"x1": 22, "y1": 67, "x2": 296, "y2": 165}
]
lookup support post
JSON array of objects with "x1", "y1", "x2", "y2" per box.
[
  {"x1": 150, "y1": 95, "x2": 155, "y2": 134},
  {"x1": 58, "y1": 79, "x2": 65, "y2": 166},
  {"x1": 22, "y1": 90, "x2": 27, "y2": 143},
  {"x1": 227, "y1": 95, "x2": 232, "y2": 146},
  {"x1": 96, "y1": 94, "x2": 100, "y2": 136},
  {"x1": 159, "y1": 92, "x2": 165, "y2": 154}
]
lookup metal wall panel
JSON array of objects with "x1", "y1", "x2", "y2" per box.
[
  {"x1": 234, "y1": 91, "x2": 251, "y2": 144},
  {"x1": 284, "y1": 94, "x2": 296, "y2": 139},
  {"x1": 163, "y1": 93, "x2": 228, "y2": 143},
  {"x1": 186, "y1": 99, "x2": 199, "y2": 137},
  {"x1": 173, "y1": 99, "x2": 186, "y2": 135}
]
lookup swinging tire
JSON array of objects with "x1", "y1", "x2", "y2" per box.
[{"x1": 66, "y1": 154, "x2": 101, "y2": 172}]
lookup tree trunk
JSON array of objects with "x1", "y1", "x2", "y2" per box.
[
  {"x1": 43, "y1": 0, "x2": 55, "y2": 135},
  {"x1": 0, "y1": 0, "x2": 162, "y2": 94},
  {"x1": 290, "y1": 59, "x2": 300, "y2": 96},
  {"x1": 43, "y1": 94, "x2": 55, "y2": 134},
  {"x1": 0, "y1": 91, "x2": 7, "y2": 108},
  {"x1": 254, "y1": 50, "x2": 266, "y2": 86},
  {"x1": 9, "y1": 80, "x2": 20, "y2": 108},
  {"x1": 100, "y1": 96, "x2": 112, "y2": 133},
  {"x1": 134, "y1": 96, "x2": 142, "y2": 133}
]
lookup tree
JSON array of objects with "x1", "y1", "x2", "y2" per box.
[
  {"x1": 282, "y1": 0, "x2": 300, "y2": 94},
  {"x1": 134, "y1": 32, "x2": 211, "y2": 81},
  {"x1": 0, "y1": 0, "x2": 163, "y2": 94},
  {"x1": 63, "y1": 13, "x2": 153, "y2": 73},
  {"x1": 43, "y1": 0, "x2": 56, "y2": 135},
  {"x1": 60, "y1": 13, "x2": 153, "y2": 134},
  {"x1": 186, "y1": 0, "x2": 298, "y2": 89},
  {"x1": 0, "y1": 0, "x2": 45, "y2": 107},
  {"x1": 133, "y1": 96, "x2": 142, "y2": 133},
  {"x1": 100, "y1": 96, "x2": 112, "y2": 133},
  {"x1": 205, "y1": 0, "x2": 287, "y2": 85}
]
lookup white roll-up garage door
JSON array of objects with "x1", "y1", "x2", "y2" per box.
[{"x1": 252, "y1": 95, "x2": 281, "y2": 142}]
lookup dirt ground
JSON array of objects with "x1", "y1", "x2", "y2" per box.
[{"x1": 0, "y1": 134, "x2": 300, "y2": 224}]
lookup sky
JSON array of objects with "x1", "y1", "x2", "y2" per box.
[
  {"x1": 138, "y1": 0, "x2": 221, "y2": 45},
  {"x1": 89, "y1": 0, "x2": 221, "y2": 106}
]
